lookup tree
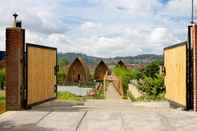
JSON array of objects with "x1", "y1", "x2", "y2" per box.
[
  {"x1": 59, "y1": 57, "x2": 69, "y2": 67},
  {"x1": 57, "y1": 57, "x2": 69, "y2": 85},
  {"x1": 143, "y1": 60, "x2": 160, "y2": 78}
]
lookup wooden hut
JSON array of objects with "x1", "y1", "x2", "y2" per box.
[
  {"x1": 67, "y1": 57, "x2": 90, "y2": 83},
  {"x1": 94, "y1": 60, "x2": 110, "y2": 81},
  {"x1": 117, "y1": 60, "x2": 127, "y2": 69}
]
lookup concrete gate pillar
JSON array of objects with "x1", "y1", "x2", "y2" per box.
[
  {"x1": 192, "y1": 24, "x2": 197, "y2": 111},
  {"x1": 6, "y1": 26, "x2": 25, "y2": 110}
]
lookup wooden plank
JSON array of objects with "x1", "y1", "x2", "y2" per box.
[
  {"x1": 164, "y1": 43, "x2": 187, "y2": 106},
  {"x1": 27, "y1": 45, "x2": 56, "y2": 105}
]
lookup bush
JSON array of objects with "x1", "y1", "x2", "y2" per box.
[
  {"x1": 0, "y1": 69, "x2": 5, "y2": 90},
  {"x1": 138, "y1": 74, "x2": 165, "y2": 100},
  {"x1": 113, "y1": 67, "x2": 141, "y2": 95}
]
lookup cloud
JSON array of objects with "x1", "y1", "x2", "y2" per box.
[
  {"x1": 0, "y1": 0, "x2": 68, "y2": 34},
  {"x1": 162, "y1": 0, "x2": 197, "y2": 17},
  {"x1": 0, "y1": 0, "x2": 194, "y2": 57},
  {"x1": 80, "y1": 21, "x2": 101, "y2": 32},
  {"x1": 103, "y1": 0, "x2": 162, "y2": 16}
]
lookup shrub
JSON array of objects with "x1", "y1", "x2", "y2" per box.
[
  {"x1": 138, "y1": 74, "x2": 165, "y2": 100},
  {"x1": 0, "y1": 69, "x2": 5, "y2": 90},
  {"x1": 113, "y1": 67, "x2": 141, "y2": 95}
]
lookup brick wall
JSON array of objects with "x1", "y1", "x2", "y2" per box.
[
  {"x1": 6, "y1": 27, "x2": 25, "y2": 110},
  {"x1": 192, "y1": 24, "x2": 197, "y2": 111}
]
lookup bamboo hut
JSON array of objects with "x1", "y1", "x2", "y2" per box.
[
  {"x1": 67, "y1": 57, "x2": 90, "y2": 83},
  {"x1": 117, "y1": 60, "x2": 127, "y2": 69},
  {"x1": 94, "y1": 60, "x2": 110, "y2": 81}
]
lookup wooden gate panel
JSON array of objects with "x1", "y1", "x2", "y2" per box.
[
  {"x1": 26, "y1": 44, "x2": 57, "y2": 106},
  {"x1": 164, "y1": 42, "x2": 187, "y2": 107}
]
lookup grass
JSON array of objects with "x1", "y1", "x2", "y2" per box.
[
  {"x1": 57, "y1": 92, "x2": 83, "y2": 102},
  {"x1": 127, "y1": 91, "x2": 165, "y2": 102},
  {"x1": 0, "y1": 90, "x2": 5, "y2": 114},
  {"x1": 57, "y1": 88, "x2": 105, "y2": 102}
]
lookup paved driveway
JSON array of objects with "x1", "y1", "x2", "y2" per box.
[{"x1": 0, "y1": 100, "x2": 197, "y2": 131}]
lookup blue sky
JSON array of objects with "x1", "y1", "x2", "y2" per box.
[{"x1": 0, "y1": 0, "x2": 196, "y2": 57}]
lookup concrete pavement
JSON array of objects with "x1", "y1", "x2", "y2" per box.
[{"x1": 0, "y1": 100, "x2": 197, "y2": 131}]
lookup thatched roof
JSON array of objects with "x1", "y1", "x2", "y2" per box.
[
  {"x1": 94, "y1": 60, "x2": 110, "y2": 81},
  {"x1": 117, "y1": 60, "x2": 127, "y2": 69},
  {"x1": 67, "y1": 57, "x2": 90, "y2": 83}
]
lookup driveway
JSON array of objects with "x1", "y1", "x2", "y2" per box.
[{"x1": 0, "y1": 100, "x2": 197, "y2": 131}]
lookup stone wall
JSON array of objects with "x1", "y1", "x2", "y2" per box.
[{"x1": 128, "y1": 83, "x2": 143, "y2": 98}]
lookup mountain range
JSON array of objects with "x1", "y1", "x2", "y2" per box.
[{"x1": 58, "y1": 52, "x2": 163, "y2": 65}]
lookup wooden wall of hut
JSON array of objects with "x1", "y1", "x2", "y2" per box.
[
  {"x1": 67, "y1": 57, "x2": 90, "y2": 83},
  {"x1": 94, "y1": 61, "x2": 110, "y2": 81}
]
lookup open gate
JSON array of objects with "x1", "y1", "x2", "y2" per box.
[
  {"x1": 164, "y1": 41, "x2": 193, "y2": 109},
  {"x1": 25, "y1": 43, "x2": 57, "y2": 107}
]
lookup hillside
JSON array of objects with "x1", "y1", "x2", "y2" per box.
[
  {"x1": 0, "y1": 51, "x2": 162, "y2": 65},
  {"x1": 58, "y1": 52, "x2": 163, "y2": 65}
]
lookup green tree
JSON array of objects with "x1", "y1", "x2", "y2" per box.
[
  {"x1": 143, "y1": 60, "x2": 161, "y2": 78},
  {"x1": 59, "y1": 57, "x2": 69, "y2": 66},
  {"x1": 57, "y1": 57, "x2": 69, "y2": 85}
]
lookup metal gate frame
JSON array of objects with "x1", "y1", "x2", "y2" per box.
[{"x1": 24, "y1": 43, "x2": 58, "y2": 108}]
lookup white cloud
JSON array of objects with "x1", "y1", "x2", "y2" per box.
[
  {"x1": 0, "y1": 0, "x2": 193, "y2": 57},
  {"x1": 162, "y1": 0, "x2": 197, "y2": 17},
  {"x1": 103, "y1": 0, "x2": 162, "y2": 16},
  {"x1": 148, "y1": 27, "x2": 176, "y2": 45},
  {"x1": 80, "y1": 22, "x2": 100, "y2": 31}
]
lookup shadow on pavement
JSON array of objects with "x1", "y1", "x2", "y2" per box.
[
  {"x1": 0, "y1": 121, "x2": 53, "y2": 131},
  {"x1": 30, "y1": 100, "x2": 92, "y2": 112}
]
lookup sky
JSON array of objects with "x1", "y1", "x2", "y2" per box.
[{"x1": 0, "y1": 0, "x2": 197, "y2": 57}]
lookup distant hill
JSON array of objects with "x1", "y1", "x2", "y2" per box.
[{"x1": 58, "y1": 52, "x2": 163, "y2": 65}]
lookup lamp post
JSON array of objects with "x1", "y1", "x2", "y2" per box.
[{"x1": 13, "y1": 13, "x2": 18, "y2": 27}]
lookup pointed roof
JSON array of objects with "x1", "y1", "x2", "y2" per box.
[{"x1": 117, "y1": 60, "x2": 127, "y2": 69}]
